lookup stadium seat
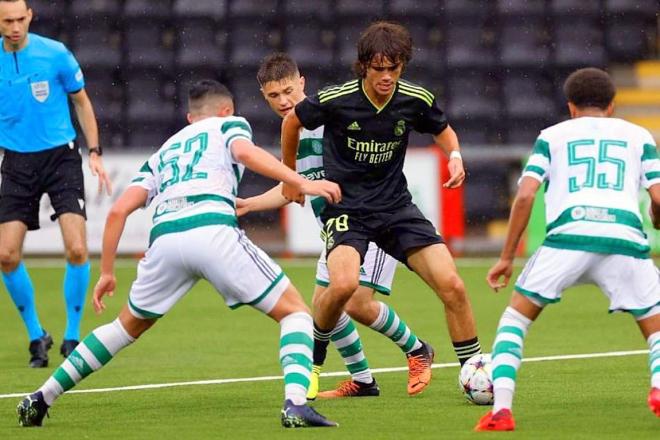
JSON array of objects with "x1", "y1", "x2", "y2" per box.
[
  {"x1": 496, "y1": 0, "x2": 546, "y2": 16},
  {"x1": 176, "y1": 19, "x2": 227, "y2": 69},
  {"x1": 550, "y1": 0, "x2": 601, "y2": 16},
  {"x1": 553, "y1": 20, "x2": 607, "y2": 68},
  {"x1": 228, "y1": 22, "x2": 280, "y2": 68},
  {"x1": 124, "y1": 22, "x2": 175, "y2": 69},
  {"x1": 445, "y1": 0, "x2": 494, "y2": 18},
  {"x1": 71, "y1": 0, "x2": 121, "y2": 19},
  {"x1": 124, "y1": 0, "x2": 172, "y2": 19},
  {"x1": 173, "y1": 0, "x2": 226, "y2": 20},
  {"x1": 28, "y1": 0, "x2": 63, "y2": 21},
  {"x1": 605, "y1": 0, "x2": 658, "y2": 15},
  {"x1": 445, "y1": 22, "x2": 497, "y2": 69},
  {"x1": 70, "y1": 24, "x2": 122, "y2": 70},
  {"x1": 388, "y1": 0, "x2": 441, "y2": 18},
  {"x1": 499, "y1": 20, "x2": 550, "y2": 68},
  {"x1": 284, "y1": 23, "x2": 334, "y2": 69},
  {"x1": 125, "y1": 74, "x2": 176, "y2": 124},
  {"x1": 502, "y1": 74, "x2": 556, "y2": 120},
  {"x1": 336, "y1": 21, "x2": 365, "y2": 66},
  {"x1": 283, "y1": 0, "x2": 332, "y2": 20},
  {"x1": 82, "y1": 69, "x2": 124, "y2": 124},
  {"x1": 447, "y1": 73, "x2": 501, "y2": 121},
  {"x1": 229, "y1": 0, "x2": 277, "y2": 18},
  {"x1": 336, "y1": 0, "x2": 386, "y2": 18},
  {"x1": 126, "y1": 122, "x2": 175, "y2": 149},
  {"x1": 606, "y1": 20, "x2": 654, "y2": 62},
  {"x1": 27, "y1": 19, "x2": 59, "y2": 40}
]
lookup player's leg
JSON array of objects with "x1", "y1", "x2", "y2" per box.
[
  {"x1": 476, "y1": 247, "x2": 589, "y2": 431},
  {"x1": 58, "y1": 213, "x2": 90, "y2": 357},
  {"x1": 17, "y1": 306, "x2": 155, "y2": 427},
  {"x1": 407, "y1": 244, "x2": 482, "y2": 365},
  {"x1": 637, "y1": 313, "x2": 660, "y2": 417},
  {"x1": 0, "y1": 220, "x2": 51, "y2": 367},
  {"x1": 311, "y1": 253, "x2": 375, "y2": 399},
  {"x1": 49, "y1": 145, "x2": 90, "y2": 358},
  {"x1": 200, "y1": 227, "x2": 336, "y2": 427}
]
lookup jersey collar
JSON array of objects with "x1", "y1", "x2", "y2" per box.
[{"x1": 361, "y1": 79, "x2": 397, "y2": 114}]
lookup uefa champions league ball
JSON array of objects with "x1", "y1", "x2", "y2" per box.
[{"x1": 458, "y1": 353, "x2": 494, "y2": 405}]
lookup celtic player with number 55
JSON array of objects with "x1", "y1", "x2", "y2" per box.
[{"x1": 476, "y1": 68, "x2": 660, "y2": 431}]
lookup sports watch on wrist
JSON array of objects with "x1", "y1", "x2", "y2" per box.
[{"x1": 88, "y1": 146, "x2": 103, "y2": 156}]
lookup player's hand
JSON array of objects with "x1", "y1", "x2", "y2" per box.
[
  {"x1": 444, "y1": 157, "x2": 465, "y2": 189},
  {"x1": 299, "y1": 179, "x2": 342, "y2": 204},
  {"x1": 486, "y1": 258, "x2": 513, "y2": 292},
  {"x1": 650, "y1": 204, "x2": 660, "y2": 229},
  {"x1": 282, "y1": 182, "x2": 305, "y2": 205},
  {"x1": 89, "y1": 154, "x2": 113, "y2": 196},
  {"x1": 235, "y1": 197, "x2": 250, "y2": 217},
  {"x1": 93, "y1": 272, "x2": 116, "y2": 314}
]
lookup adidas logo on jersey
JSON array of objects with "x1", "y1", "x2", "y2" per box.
[{"x1": 347, "y1": 121, "x2": 361, "y2": 131}]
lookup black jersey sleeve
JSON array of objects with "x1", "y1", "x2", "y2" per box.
[
  {"x1": 295, "y1": 94, "x2": 328, "y2": 130},
  {"x1": 412, "y1": 98, "x2": 449, "y2": 135}
]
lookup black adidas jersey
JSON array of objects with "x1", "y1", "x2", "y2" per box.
[{"x1": 295, "y1": 78, "x2": 448, "y2": 212}]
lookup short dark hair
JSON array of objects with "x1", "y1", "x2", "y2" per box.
[
  {"x1": 354, "y1": 21, "x2": 412, "y2": 78},
  {"x1": 257, "y1": 52, "x2": 299, "y2": 86},
  {"x1": 188, "y1": 79, "x2": 232, "y2": 112},
  {"x1": 563, "y1": 68, "x2": 616, "y2": 109}
]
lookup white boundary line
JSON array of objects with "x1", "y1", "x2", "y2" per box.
[{"x1": 0, "y1": 349, "x2": 647, "y2": 400}]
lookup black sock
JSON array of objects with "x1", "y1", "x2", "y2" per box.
[
  {"x1": 453, "y1": 337, "x2": 481, "y2": 366},
  {"x1": 313, "y1": 323, "x2": 332, "y2": 366}
]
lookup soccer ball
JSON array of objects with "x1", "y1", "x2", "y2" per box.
[{"x1": 458, "y1": 353, "x2": 494, "y2": 405}]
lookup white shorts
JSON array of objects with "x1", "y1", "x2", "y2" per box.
[
  {"x1": 516, "y1": 246, "x2": 660, "y2": 316},
  {"x1": 315, "y1": 241, "x2": 397, "y2": 295},
  {"x1": 128, "y1": 225, "x2": 289, "y2": 318}
]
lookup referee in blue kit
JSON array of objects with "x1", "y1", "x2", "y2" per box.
[{"x1": 0, "y1": 0, "x2": 112, "y2": 367}]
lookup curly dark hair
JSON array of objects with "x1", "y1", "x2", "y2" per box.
[
  {"x1": 563, "y1": 68, "x2": 616, "y2": 109},
  {"x1": 353, "y1": 21, "x2": 413, "y2": 78}
]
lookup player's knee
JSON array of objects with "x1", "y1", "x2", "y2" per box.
[
  {"x1": 0, "y1": 248, "x2": 21, "y2": 272},
  {"x1": 343, "y1": 293, "x2": 373, "y2": 323},
  {"x1": 437, "y1": 274, "x2": 468, "y2": 309},
  {"x1": 65, "y1": 244, "x2": 88, "y2": 264},
  {"x1": 330, "y1": 276, "x2": 359, "y2": 300}
]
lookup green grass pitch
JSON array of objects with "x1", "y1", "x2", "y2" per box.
[{"x1": 0, "y1": 259, "x2": 657, "y2": 439}]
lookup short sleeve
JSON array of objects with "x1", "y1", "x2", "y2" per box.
[
  {"x1": 221, "y1": 117, "x2": 253, "y2": 163},
  {"x1": 641, "y1": 140, "x2": 660, "y2": 189},
  {"x1": 520, "y1": 137, "x2": 550, "y2": 184},
  {"x1": 59, "y1": 45, "x2": 84, "y2": 94},
  {"x1": 411, "y1": 98, "x2": 448, "y2": 135},
  {"x1": 295, "y1": 94, "x2": 328, "y2": 130},
  {"x1": 129, "y1": 158, "x2": 159, "y2": 207}
]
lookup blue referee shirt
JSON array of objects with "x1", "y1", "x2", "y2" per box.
[{"x1": 0, "y1": 33, "x2": 85, "y2": 152}]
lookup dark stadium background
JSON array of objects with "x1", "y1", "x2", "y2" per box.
[{"x1": 25, "y1": 0, "x2": 660, "y2": 253}]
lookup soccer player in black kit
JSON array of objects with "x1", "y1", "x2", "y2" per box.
[{"x1": 281, "y1": 21, "x2": 482, "y2": 392}]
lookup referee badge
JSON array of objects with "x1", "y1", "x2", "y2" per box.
[
  {"x1": 31, "y1": 81, "x2": 50, "y2": 103},
  {"x1": 394, "y1": 120, "x2": 406, "y2": 136}
]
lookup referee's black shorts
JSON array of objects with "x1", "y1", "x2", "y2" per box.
[
  {"x1": 320, "y1": 203, "x2": 444, "y2": 266},
  {"x1": 0, "y1": 143, "x2": 86, "y2": 230}
]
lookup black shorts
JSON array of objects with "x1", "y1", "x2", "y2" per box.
[
  {"x1": 320, "y1": 203, "x2": 444, "y2": 265},
  {"x1": 0, "y1": 143, "x2": 86, "y2": 230}
]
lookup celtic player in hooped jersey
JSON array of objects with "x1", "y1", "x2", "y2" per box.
[
  {"x1": 239, "y1": 53, "x2": 435, "y2": 399},
  {"x1": 476, "y1": 68, "x2": 660, "y2": 432},
  {"x1": 17, "y1": 80, "x2": 340, "y2": 429},
  {"x1": 281, "y1": 23, "x2": 483, "y2": 386}
]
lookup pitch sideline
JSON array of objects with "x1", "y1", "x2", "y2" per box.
[{"x1": 0, "y1": 349, "x2": 647, "y2": 399}]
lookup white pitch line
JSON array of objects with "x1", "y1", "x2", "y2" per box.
[{"x1": 0, "y1": 349, "x2": 647, "y2": 400}]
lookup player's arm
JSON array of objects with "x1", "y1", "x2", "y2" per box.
[
  {"x1": 93, "y1": 186, "x2": 149, "y2": 314},
  {"x1": 432, "y1": 125, "x2": 465, "y2": 189},
  {"x1": 280, "y1": 109, "x2": 305, "y2": 204},
  {"x1": 487, "y1": 176, "x2": 541, "y2": 292},
  {"x1": 231, "y1": 138, "x2": 340, "y2": 204},
  {"x1": 649, "y1": 184, "x2": 660, "y2": 229},
  {"x1": 70, "y1": 88, "x2": 112, "y2": 196},
  {"x1": 237, "y1": 184, "x2": 289, "y2": 217}
]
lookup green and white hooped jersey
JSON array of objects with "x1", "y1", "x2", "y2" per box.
[
  {"x1": 297, "y1": 126, "x2": 326, "y2": 224},
  {"x1": 129, "y1": 116, "x2": 252, "y2": 245},
  {"x1": 522, "y1": 117, "x2": 660, "y2": 258}
]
